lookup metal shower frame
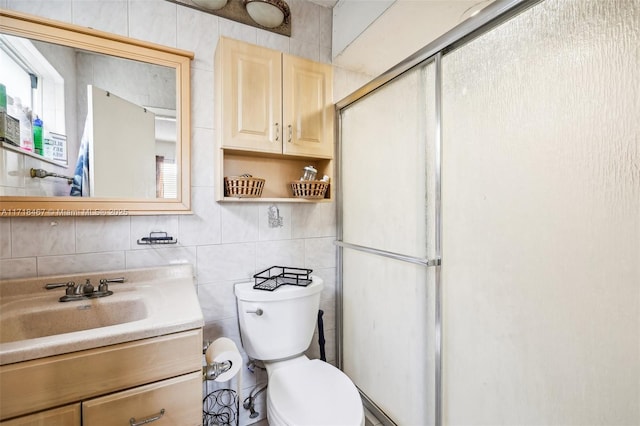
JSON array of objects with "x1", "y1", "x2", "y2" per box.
[{"x1": 334, "y1": 1, "x2": 541, "y2": 425}]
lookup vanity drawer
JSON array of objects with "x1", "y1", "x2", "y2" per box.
[
  {"x1": 0, "y1": 329, "x2": 202, "y2": 420},
  {"x1": 0, "y1": 404, "x2": 80, "y2": 426},
  {"x1": 82, "y1": 372, "x2": 201, "y2": 426}
]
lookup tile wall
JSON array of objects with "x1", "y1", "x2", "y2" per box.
[{"x1": 0, "y1": 1, "x2": 373, "y2": 424}]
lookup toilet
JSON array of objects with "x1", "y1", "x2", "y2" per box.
[{"x1": 235, "y1": 277, "x2": 364, "y2": 426}]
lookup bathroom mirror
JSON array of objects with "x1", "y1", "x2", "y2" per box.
[{"x1": 0, "y1": 9, "x2": 193, "y2": 216}]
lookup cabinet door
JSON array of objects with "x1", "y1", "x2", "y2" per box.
[
  {"x1": 82, "y1": 372, "x2": 201, "y2": 426},
  {"x1": 217, "y1": 37, "x2": 282, "y2": 153},
  {"x1": 0, "y1": 404, "x2": 80, "y2": 426},
  {"x1": 282, "y1": 54, "x2": 334, "y2": 158}
]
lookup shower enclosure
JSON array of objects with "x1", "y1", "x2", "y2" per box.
[
  {"x1": 338, "y1": 61, "x2": 438, "y2": 426},
  {"x1": 336, "y1": 0, "x2": 639, "y2": 425}
]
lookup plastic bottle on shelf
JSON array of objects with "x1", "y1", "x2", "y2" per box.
[
  {"x1": 14, "y1": 97, "x2": 33, "y2": 152},
  {"x1": 6, "y1": 95, "x2": 15, "y2": 117},
  {"x1": 33, "y1": 115, "x2": 43, "y2": 155},
  {"x1": 0, "y1": 84, "x2": 6, "y2": 113}
]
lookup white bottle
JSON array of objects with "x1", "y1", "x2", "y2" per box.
[{"x1": 14, "y1": 97, "x2": 33, "y2": 152}]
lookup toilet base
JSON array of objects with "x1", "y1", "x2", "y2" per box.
[{"x1": 263, "y1": 357, "x2": 364, "y2": 426}]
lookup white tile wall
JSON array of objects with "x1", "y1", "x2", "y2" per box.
[
  {"x1": 37, "y1": 251, "x2": 125, "y2": 275},
  {"x1": 258, "y1": 203, "x2": 292, "y2": 241},
  {"x1": 125, "y1": 246, "x2": 196, "y2": 269},
  {"x1": 6, "y1": 0, "x2": 72, "y2": 22},
  {"x1": 0, "y1": 148, "x2": 24, "y2": 190},
  {"x1": 221, "y1": 204, "x2": 260, "y2": 243},
  {"x1": 10, "y1": 217, "x2": 76, "y2": 257},
  {"x1": 1, "y1": 1, "x2": 367, "y2": 423},
  {"x1": 0, "y1": 147, "x2": 71, "y2": 197},
  {"x1": 0, "y1": 219, "x2": 11, "y2": 258},
  {"x1": 72, "y1": 0, "x2": 128, "y2": 36},
  {"x1": 75, "y1": 216, "x2": 130, "y2": 253},
  {"x1": 128, "y1": 0, "x2": 178, "y2": 47},
  {"x1": 0, "y1": 256, "x2": 36, "y2": 279}
]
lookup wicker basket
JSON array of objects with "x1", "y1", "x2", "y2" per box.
[
  {"x1": 224, "y1": 176, "x2": 265, "y2": 198},
  {"x1": 290, "y1": 180, "x2": 329, "y2": 199}
]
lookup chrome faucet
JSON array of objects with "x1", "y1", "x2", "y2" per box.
[
  {"x1": 44, "y1": 277, "x2": 120, "y2": 302},
  {"x1": 75, "y1": 279, "x2": 94, "y2": 295}
]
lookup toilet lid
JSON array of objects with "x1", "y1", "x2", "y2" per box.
[{"x1": 268, "y1": 359, "x2": 363, "y2": 426}]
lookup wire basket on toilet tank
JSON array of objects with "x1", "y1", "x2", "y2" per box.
[{"x1": 253, "y1": 266, "x2": 312, "y2": 291}]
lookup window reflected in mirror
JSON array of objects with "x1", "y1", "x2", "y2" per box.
[{"x1": 1, "y1": 34, "x2": 178, "y2": 200}]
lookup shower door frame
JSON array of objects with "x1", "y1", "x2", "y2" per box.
[{"x1": 334, "y1": 1, "x2": 542, "y2": 425}]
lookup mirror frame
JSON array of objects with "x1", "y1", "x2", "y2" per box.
[{"x1": 0, "y1": 9, "x2": 193, "y2": 216}]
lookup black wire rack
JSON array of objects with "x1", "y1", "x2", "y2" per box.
[
  {"x1": 203, "y1": 389, "x2": 238, "y2": 426},
  {"x1": 253, "y1": 266, "x2": 313, "y2": 291}
]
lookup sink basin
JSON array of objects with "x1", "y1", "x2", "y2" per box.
[
  {"x1": 0, "y1": 265, "x2": 204, "y2": 365},
  {"x1": 0, "y1": 293, "x2": 148, "y2": 343}
]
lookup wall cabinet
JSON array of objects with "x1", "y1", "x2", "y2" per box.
[
  {"x1": 0, "y1": 330, "x2": 202, "y2": 425},
  {"x1": 215, "y1": 37, "x2": 334, "y2": 202}
]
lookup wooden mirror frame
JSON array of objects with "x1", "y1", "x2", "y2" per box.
[{"x1": 0, "y1": 9, "x2": 193, "y2": 216}]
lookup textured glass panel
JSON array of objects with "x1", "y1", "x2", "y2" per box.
[
  {"x1": 339, "y1": 61, "x2": 438, "y2": 425},
  {"x1": 342, "y1": 248, "x2": 432, "y2": 425},
  {"x1": 442, "y1": 0, "x2": 639, "y2": 424},
  {"x1": 340, "y1": 62, "x2": 436, "y2": 258}
]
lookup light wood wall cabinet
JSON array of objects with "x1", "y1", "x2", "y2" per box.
[
  {"x1": 0, "y1": 330, "x2": 202, "y2": 425},
  {"x1": 215, "y1": 37, "x2": 334, "y2": 202}
]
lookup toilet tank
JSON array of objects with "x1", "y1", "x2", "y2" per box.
[{"x1": 235, "y1": 277, "x2": 323, "y2": 361}]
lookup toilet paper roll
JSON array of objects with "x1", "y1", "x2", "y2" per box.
[{"x1": 205, "y1": 337, "x2": 242, "y2": 382}]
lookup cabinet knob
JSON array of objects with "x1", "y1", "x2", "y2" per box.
[
  {"x1": 275, "y1": 122, "x2": 279, "y2": 141},
  {"x1": 288, "y1": 124, "x2": 292, "y2": 143}
]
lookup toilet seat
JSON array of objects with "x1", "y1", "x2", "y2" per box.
[{"x1": 267, "y1": 359, "x2": 363, "y2": 426}]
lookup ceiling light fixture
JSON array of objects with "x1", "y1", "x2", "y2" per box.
[
  {"x1": 244, "y1": 0, "x2": 290, "y2": 29},
  {"x1": 169, "y1": 0, "x2": 291, "y2": 36},
  {"x1": 191, "y1": 0, "x2": 228, "y2": 10},
  {"x1": 459, "y1": 0, "x2": 493, "y2": 23}
]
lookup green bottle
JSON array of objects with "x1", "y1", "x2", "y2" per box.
[
  {"x1": 0, "y1": 84, "x2": 6, "y2": 113},
  {"x1": 33, "y1": 115, "x2": 43, "y2": 155}
]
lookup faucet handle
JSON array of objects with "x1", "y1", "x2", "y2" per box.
[
  {"x1": 100, "y1": 277, "x2": 126, "y2": 284},
  {"x1": 45, "y1": 281, "x2": 75, "y2": 291}
]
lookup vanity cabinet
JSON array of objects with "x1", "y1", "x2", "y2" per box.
[
  {"x1": 0, "y1": 330, "x2": 202, "y2": 425},
  {"x1": 83, "y1": 372, "x2": 201, "y2": 426},
  {"x1": 215, "y1": 37, "x2": 334, "y2": 202},
  {"x1": 0, "y1": 404, "x2": 81, "y2": 426}
]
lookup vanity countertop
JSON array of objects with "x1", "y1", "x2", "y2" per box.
[{"x1": 0, "y1": 264, "x2": 204, "y2": 365}]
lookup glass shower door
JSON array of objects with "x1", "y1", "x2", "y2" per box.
[{"x1": 338, "y1": 61, "x2": 437, "y2": 425}]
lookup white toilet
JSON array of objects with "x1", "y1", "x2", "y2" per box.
[{"x1": 235, "y1": 276, "x2": 364, "y2": 426}]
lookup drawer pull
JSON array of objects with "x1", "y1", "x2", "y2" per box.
[{"x1": 130, "y1": 408, "x2": 165, "y2": 426}]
